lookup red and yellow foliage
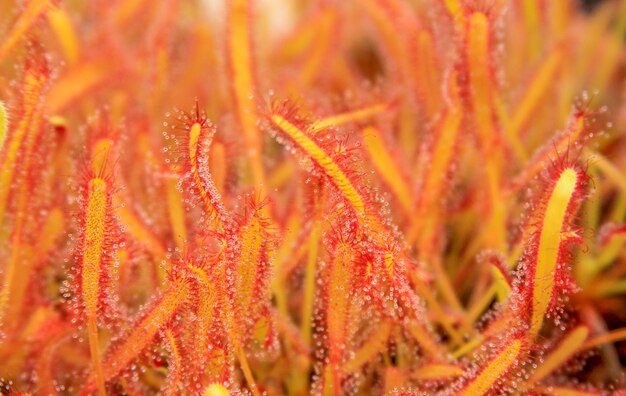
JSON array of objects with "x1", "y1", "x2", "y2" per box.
[{"x1": 1, "y1": 0, "x2": 626, "y2": 395}]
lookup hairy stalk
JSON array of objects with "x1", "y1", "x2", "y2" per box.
[
  {"x1": 327, "y1": 243, "x2": 353, "y2": 395},
  {"x1": 269, "y1": 114, "x2": 365, "y2": 215},
  {"x1": 530, "y1": 167, "x2": 581, "y2": 335},
  {"x1": 82, "y1": 178, "x2": 109, "y2": 396},
  {"x1": 236, "y1": 216, "x2": 264, "y2": 312},
  {"x1": 188, "y1": 122, "x2": 228, "y2": 229},
  {"x1": 187, "y1": 264, "x2": 215, "y2": 367},
  {"x1": 458, "y1": 338, "x2": 523, "y2": 396},
  {"x1": 0, "y1": 66, "x2": 47, "y2": 230},
  {"x1": 164, "y1": 329, "x2": 182, "y2": 396},
  {"x1": 80, "y1": 279, "x2": 189, "y2": 394}
]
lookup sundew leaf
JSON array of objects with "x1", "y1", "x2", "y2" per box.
[{"x1": 0, "y1": 1, "x2": 624, "y2": 394}]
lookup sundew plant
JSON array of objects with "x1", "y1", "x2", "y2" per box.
[{"x1": 1, "y1": 0, "x2": 626, "y2": 395}]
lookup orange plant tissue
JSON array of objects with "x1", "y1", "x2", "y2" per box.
[{"x1": 0, "y1": 0, "x2": 626, "y2": 395}]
